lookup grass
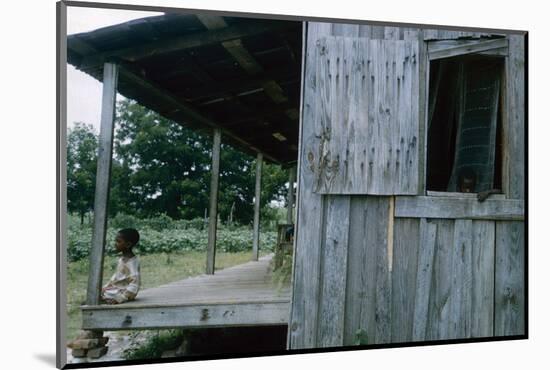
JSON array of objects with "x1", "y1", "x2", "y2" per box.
[
  {"x1": 122, "y1": 329, "x2": 185, "y2": 360},
  {"x1": 66, "y1": 250, "x2": 271, "y2": 341}
]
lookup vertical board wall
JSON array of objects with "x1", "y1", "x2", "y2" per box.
[{"x1": 288, "y1": 23, "x2": 525, "y2": 349}]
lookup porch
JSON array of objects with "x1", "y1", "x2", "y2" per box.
[{"x1": 81, "y1": 254, "x2": 290, "y2": 330}]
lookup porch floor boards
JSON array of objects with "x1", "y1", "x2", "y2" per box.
[{"x1": 81, "y1": 254, "x2": 291, "y2": 330}]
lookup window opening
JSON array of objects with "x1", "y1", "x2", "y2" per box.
[{"x1": 426, "y1": 54, "x2": 504, "y2": 193}]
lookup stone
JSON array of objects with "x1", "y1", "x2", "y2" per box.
[
  {"x1": 71, "y1": 349, "x2": 87, "y2": 358},
  {"x1": 87, "y1": 346, "x2": 108, "y2": 359},
  {"x1": 77, "y1": 330, "x2": 103, "y2": 339},
  {"x1": 67, "y1": 338, "x2": 99, "y2": 350}
]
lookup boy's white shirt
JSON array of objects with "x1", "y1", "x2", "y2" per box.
[{"x1": 102, "y1": 255, "x2": 140, "y2": 303}]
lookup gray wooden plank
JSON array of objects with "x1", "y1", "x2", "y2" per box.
[
  {"x1": 429, "y1": 38, "x2": 508, "y2": 60},
  {"x1": 448, "y1": 219, "x2": 473, "y2": 339},
  {"x1": 426, "y1": 191, "x2": 505, "y2": 199},
  {"x1": 384, "y1": 26, "x2": 400, "y2": 40},
  {"x1": 495, "y1": 221, "x2": 525, "y2": 336},
  {"x1": 251, "y1": 153, "x2": 263, "y2": 261},
  {"x1": 331, "y1": 23, "x2": 359, "y2": 37},
  {"x1": 426, "y1": 219, "x2": 454, "y2": 340},
  {"x1": 471, "y1": 220, "x2": 495, "y2": 337},
  {"x1": 286, "y1": 22, "x2": 308, "y2": 351},
  {"x1": 412, "y1": 218, "x2": 437, "y2": 341},
  {"x1": 504, "y1": 35, "x2": 525, "y2": 199},
  {"x1": 423, "y1": 29, "x2": 497, "y2": 41},
  {"x1": 428, "y1": 39, "x2": 507, "y2": 53},
  {"x1": 222, "y1": 38, "x2": 263, "y2": 75},
  {"x1": 371, "y1": 26, "x2": 385, "y2": 39},
  {"x1": 288, "y1": 21, "x2": 332, "y2": 350},
  {"x1": 414, "y1": 28, "x2": 427, "y2": 195},
  {"x1": 206, "y1": 128, "x2": 221, "y2": 274},
  {"x1": 395, "y1": 196, "x2": 524, "y2": 220},
  {"x1": 343, "y1": 197, "x2": 392, "y2": 346},
  {"x1": 373, "y1": 197, "x2": 392, "y2": 343},
  {"x1": 82, "y1": 302, "x2": 289, "y2": 330},
  {"x1": 317, "y1": 196, "x2": 351, "y2": 347},
  {"x1": 195, "y1": 14, "x2": 227, "y2": 29},
  {"x1": 391, "y1": 217, "x2": 420, "y2": 342},
  {"x1": 343, "y1": 197, "x2": 367, "y2": 345},
  {"x1": 86, "y1": 62, "x2": 118, "y2": 306},
  {"x1": 358, "y1": 24, "x2": 372, "y2": 38}
]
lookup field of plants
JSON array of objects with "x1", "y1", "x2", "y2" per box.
[{"x1": 67, "y1": 213, "x2": 277, "y2": 262}]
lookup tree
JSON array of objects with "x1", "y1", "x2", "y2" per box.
[
  {"x1": 67, "y1": 122, "x2": 98, "y2": 225},
  {"x1": 113, "y1": 99, "x2": 289, "y2": 224},
  {"x1": 67, "y1": 98, "x2": 289, "y2": 225},
  {"x1": 114, "y1": 99, "x2": 212, "y2": 219}
]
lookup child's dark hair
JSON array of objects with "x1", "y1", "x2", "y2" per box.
[{"x1": 118, "y1": 228, "x2": 140, "y2": 247}]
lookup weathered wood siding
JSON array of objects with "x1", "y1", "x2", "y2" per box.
[
  {"x1": 504, "y1": 35, "x2": 525, "y2": 199},
  {"x1": 288, "y1": 22, "x2": 525, "y2": 350},
  {"x1": 309, "y1": 37, "x2": 420, "y2": 194},
  {"x1": 423, "y1": 29, "x2": 505, "y2": 41}
]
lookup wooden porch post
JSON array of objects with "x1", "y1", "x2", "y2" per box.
[
  {"x1": 287, "y1": 166, "x2": 296, "y2": 224},
  {"x1": 251, "y1": 153, "x2": 263, "y2": 261},
  {"x1": 206, "y1": 128, "x2": 221, "y2": 274},
  {"x1": 86, "y1": 62, "x2": 119, "y2": 305}
]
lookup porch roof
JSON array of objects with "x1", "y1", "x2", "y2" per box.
[{"x1": 67, "y1": 13, "x2": 302, "y2": 165}]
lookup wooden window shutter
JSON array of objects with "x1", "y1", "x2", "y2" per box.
[{"x1": 308, "y1": 36, "x2": 421, "y2": 194}]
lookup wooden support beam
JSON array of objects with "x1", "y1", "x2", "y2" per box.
[
  {"x1": 252, "y1": 153, "x2": 263, "y2": 261},
  {"x1": 77, "y1": 20, "x2": 291, "y2": 70},
  {"x1": 394, "y1": 196, "x2": 524, "y2": 220},
  {"x1": 287, "y1": 166, "x2": 296, "y2": 224},
  {"x1": 206, "y1": 129, "x2": 222, "y2": 274},
  {"x1": 197, "y1": 16, "x2": 289, "y2": 106},
  {"x1": 504, "y1": 35, "x2": 525, "y2": 199},
  {"x1": 428, "y1": 38, "x2": 508, "y2": 60},
  {"x1": 86, "y1": 62, "x2": 119, "y2": 305}
]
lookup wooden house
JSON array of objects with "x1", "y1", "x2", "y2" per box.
[{"x1": 63, "y1": 4, "x2": 525, "y2": 351}]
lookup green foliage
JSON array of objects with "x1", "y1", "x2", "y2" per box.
[
  {"x1": 67, "y1": 98, "x2": 290, "y2": 257},
  {"x1": 67, "y1": 214, "x2": 276, "y2": 262},
  {"x1": 67, "y1": 122, "x2": 98, "y2": 225},
  {"x1": 123, "y1": 330, "x2": 184, "y2": 360},
  {"x1": 354, "y1": 329, "x2": 369, "y2": 345},
  {"x1": 110, "y1": 98, "x2": 288, "y2": 223},
  {"x1": 271, "y1": 252, "x2": 293, "y2": 290}
]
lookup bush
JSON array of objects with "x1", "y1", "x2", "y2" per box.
[
  {"x1": 67, "y1": 214, "x2": 276, "y2": 262},
  {"x1": 143, "y1": 214, "x2": 174, "y2": 231},
  {"x1": 109, "y1": 213, "x2": 140, "y2": 229},
  {"x1": 174, "y1": 217, "x2": 206, "y2": 230}
]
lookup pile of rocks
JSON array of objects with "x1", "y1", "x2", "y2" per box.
[{"x1": 67, "y1": 330, "x2": 109, "y2": 359}]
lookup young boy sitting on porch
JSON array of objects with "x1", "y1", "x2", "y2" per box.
[{"x1": 101, "y1": 228, "x2": 141, "y2": 304}]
